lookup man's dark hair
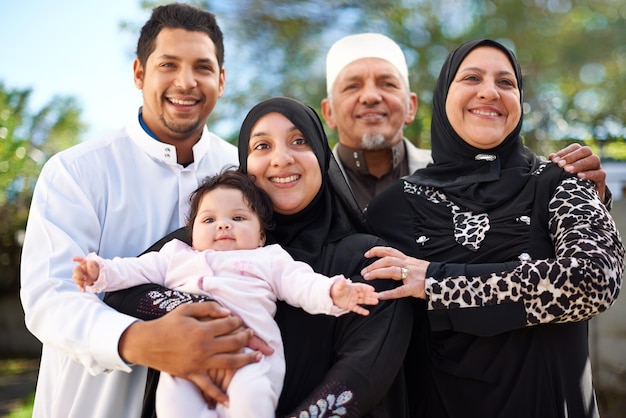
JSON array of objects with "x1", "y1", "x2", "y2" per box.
[
  {"x1": 136, "y1": 3, "x2": 224, "y2": 69},
  {"x1": 186, "y1": 167, "x2": 275, "y2": 244}
]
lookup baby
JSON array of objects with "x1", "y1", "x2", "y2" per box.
[{"x1": 72, "y1": 168, "x2": 378, "y2": 418}]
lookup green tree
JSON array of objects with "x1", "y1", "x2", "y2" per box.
[
  {"x1": 0, "y1": 82, "x2": 85, "y2": 291},
  {"x1": 141, "y1": 0, "x2": 626, "y2": 156}
]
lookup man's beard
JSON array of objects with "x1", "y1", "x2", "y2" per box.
[
  {"x1": 360, "y1": 133, "x2": 387, "y2": 150},
  {"x1": 161, "y1": 114, "x2": 201, "y2": 136}
]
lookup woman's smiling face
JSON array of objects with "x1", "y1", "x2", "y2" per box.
[
  {"x1": 245, "y1": 112, "x2": 322, "y2": 215},
  {"x1": 445, "y1": 46, "x2": 521, "y2": 150}
]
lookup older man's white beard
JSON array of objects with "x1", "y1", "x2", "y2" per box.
[{"x1": 360, "y1": 133, "x2": 387, "y2": 150}]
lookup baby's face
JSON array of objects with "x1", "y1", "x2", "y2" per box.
[{"x1": 192, "y1": 187, "x2": 265, "y2": 252}]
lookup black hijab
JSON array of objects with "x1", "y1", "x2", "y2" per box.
[
  {"x1": 406, "y1": 39, "x2": 540, "y2": 213},
  {"x1": 238, "y1": 97, "x2": 369, "y2": 269}
]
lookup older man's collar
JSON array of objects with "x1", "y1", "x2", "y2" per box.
[{"x1": 336, "y1": 141, "x2": 406, "y2": 175}]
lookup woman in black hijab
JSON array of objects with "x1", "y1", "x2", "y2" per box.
[
  {"x1": 238, "y1": 96, "x2": 368, "y2": 266},
  {"x1": 106, "y1": 97, "x2": 412, "y2": 417},
  {"x1": 238, "y1": 97, "x2": 411, "y2": 417},
  {"x1": 363, "y1": 39, "x2": 624, "y2": 417}
]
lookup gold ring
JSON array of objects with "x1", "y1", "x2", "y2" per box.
[{"x1": 401, "y1": 267, "x2": 408, "y2": 280}]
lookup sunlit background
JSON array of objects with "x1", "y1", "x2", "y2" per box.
[
  {"x1": 0, "y1": 0, "x2": 146, "y2": 139},
  {"x1": 1, "y1": 1, "x2": 625, "y2": 416}
]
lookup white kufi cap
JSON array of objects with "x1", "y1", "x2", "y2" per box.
[{"x1": 325, "y1": 33, "x2": 410, "y2": 95}]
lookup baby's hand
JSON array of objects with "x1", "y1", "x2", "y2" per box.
[
  {"x1": 72, "y1": 256, "x2": 100, "y2": 292},
  {"x1": 331, "y1": 277, "x2": 378, "y2": 316}
]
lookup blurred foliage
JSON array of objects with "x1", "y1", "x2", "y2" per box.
[
  {"x1": 6, "y1": 392, "x2": 34, "y2": 418},
  {"x1": 140, "y1": 0, "x2": 626, "y2": 156},
  {"x1": 0, "y1": 82, "x2": 85, "y2": 291}
]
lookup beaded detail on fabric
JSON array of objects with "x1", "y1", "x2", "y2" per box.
[
  {"x1": 136, "y1": 288, "x2": 213, "y2": 319},
  {"x1": 288, "y1": 389, "x2": 354, "y2": 418}
]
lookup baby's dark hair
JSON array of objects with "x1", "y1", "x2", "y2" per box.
[{"x1": 186, "y1": 167, "x2": 274, "y2": 243}]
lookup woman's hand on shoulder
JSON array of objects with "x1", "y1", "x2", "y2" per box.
[{"x1": 361, "y1": 246, "x2": 428, "y2": 300}]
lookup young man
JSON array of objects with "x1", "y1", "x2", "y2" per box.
[
  {"x1": 321, "y1": 33, "x2": 609, "y2": 210},
  {"x1": 20, "y1": 4, "x2": 263, "y2": 417}
]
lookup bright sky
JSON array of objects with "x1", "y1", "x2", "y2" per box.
[{"x1": 1, "y1": 0, "x2": 150, "y2": 139}]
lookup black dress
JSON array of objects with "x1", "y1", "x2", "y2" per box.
[
  {"x1": 272, "y1": 231, "x2": 411, "y2": 417},
  {"x1": 366, "y1": 163, "x2": 623, "y2": 418},
  {"x1": 365, "y1": 39, "x2": 624, "y2": 418}
]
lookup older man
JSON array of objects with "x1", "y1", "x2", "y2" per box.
[
  {"x1": 321, "y1": 33, "x2": 608, "y2": 210},
  {"x1": 321, "y1": 33, "x2": 431, "y2": 210}
]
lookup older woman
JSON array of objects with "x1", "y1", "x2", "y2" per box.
[{"x1": 362, "y1": 39, "x2": 624, "y2": 418}]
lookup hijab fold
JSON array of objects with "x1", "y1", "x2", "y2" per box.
[
  {"x1": 238, "y1": 97, "x2": 369, "y2": 270},
  {"x1": 406, "y1": 39, "x2": 541, "y2": 213}
]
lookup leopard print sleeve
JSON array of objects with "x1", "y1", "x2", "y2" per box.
[{"x1": 426, "y1": 177, "x2": 624, "y2": 326}]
